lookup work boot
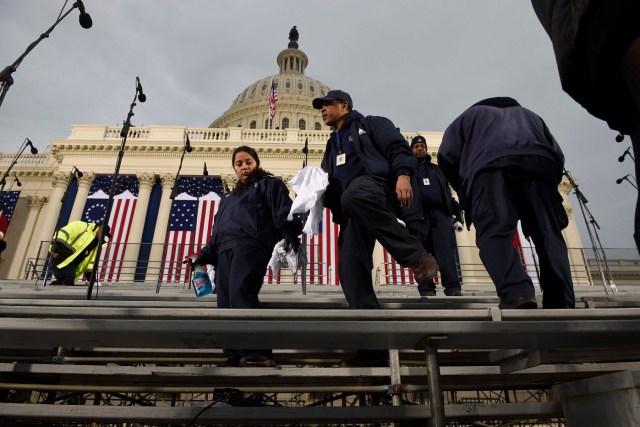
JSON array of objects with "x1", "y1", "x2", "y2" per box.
[
  {"x1": 410, "y1": 251, "x2": 439, "y2": 284},
  {"x1": 498, "y1": 297, "x2": 538, "y2": 309},
  {"x1": 444, "y1": 288, "x2": 463, "y2": 296}
]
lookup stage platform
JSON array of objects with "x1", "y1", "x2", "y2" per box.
[{"x1": 1, "y1": 279, "x2": 640, "y2": 426}]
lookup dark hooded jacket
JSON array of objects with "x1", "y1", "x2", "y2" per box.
[
  {"x1": 438, "y1": 97, "x2": 565, "y2": 209},
  {"x1": 531, "y1": 0, "x2": 639, "y2": 133},
  {"x1": 196, "y1": 171, "x2": 302, "y2": 266},
  {"x1": 320, "y1": 110, "x2": 419, "y2": 224}
]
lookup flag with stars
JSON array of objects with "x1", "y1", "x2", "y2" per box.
[
  {"x1": 0, "y1": 191, "x2": 20, "y2": 238},
  {"x1": 82, "y1": 176, "x2": 138, "y2": 282},
  {"x1": 162, "y1": 177, "x2": 223, "y2": 283}
]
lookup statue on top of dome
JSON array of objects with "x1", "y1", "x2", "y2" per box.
[{"x1": 288, "y1": 26, "x2": 299, "y2": 49}]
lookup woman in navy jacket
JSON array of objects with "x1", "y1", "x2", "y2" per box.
[{"x1": 195, "y1": 146, "x2": 302, "y2": 367}]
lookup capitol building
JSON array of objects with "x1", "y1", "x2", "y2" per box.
[{"x1": 0, "y1": 30, "x2": 589, "y2": 289}]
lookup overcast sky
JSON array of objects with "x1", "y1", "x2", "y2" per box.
[{"x1": 0, "y1": 1, "x2": 635, "y2": 252}]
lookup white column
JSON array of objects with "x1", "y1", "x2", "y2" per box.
[
  {"x1": 8, "y1": 196, "x2": 47, "y2": 279},
  {"x1": 68, "y1": 172, "x2": 95, "y2": 222},
  {"x1": 119, "y1": 173, "x2": 155, "y2": 282},
  {"x1": 32, "y1": 172, "x2": 70, "y2": 260},
  {"x1": 373, "y1": 241, "x2": 385, "y2": 285},
  {"x1": 147, "y1": 173, "x2": 175, "y2": 280},
  {"x1": 559, "y1": 180, "x2": 592, "y2": 286}
]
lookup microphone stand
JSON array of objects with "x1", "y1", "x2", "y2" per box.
[
  {"x1": 38, "y1": 168, "x2": 82, "y2": 287},
  {"x1": 616, "y1": 175, "x2": 638, "y2": 189},
  {"x1": 563, "y1": 169, "x2": 617, "y2": 295},
  {"x1": 155, "y1": 136, "x2": 191, "y2": 293},
  {"x1": 87, "y1": 80, "x2": 144, "y2": 300},
  {"x1": 0, "y1": 2, "x2": 86, "y2": 110},
  {"x1": 0, "y1": 138, "x2": 34, "y2": 214},
  {"x1": 300, "y1": 138, "x2": 309, "y2": 295},
  {"x1": 187, "y1": 163, "x2": 209, "y2": 291}
]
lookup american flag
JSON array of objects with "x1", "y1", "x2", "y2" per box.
[
  {"x1": 514, "y1": 221, "x2": 540, "y2": 285},
  {"x1": 82, "y1": 176, "x2": 138, "y2": 282},
  {"x1": 162, "y1": 177, "x2": 224, "y2": 283},
  {"x1": 306, "y1": 208, "x2": 340, "y2": 285},
  {"x1": 266, "y1": 265, "x2": 282, "y2": 285},
  {"x1": 0, "y1": 191, "x2": 20, "y2": 237},
  {"x1": 268, "y1": 78, "x2": 278, "y2": 122},
  {"x1": 383, "y1": 249, "x2": 420, "y2": 286}
]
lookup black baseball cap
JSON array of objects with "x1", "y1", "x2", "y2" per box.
[
  {"x1": 411, "y1": 135, "x2": 427, "y2": 148},
  {"x1": 312, "y1": 90, "x2": 353, "y2": 110}
]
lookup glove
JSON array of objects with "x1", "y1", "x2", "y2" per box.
[
  {"x1": 283, "y1": 234, "x2": 301, "y2": 253},
  {"x1": 453, "y1": 209, "x2": 464, "y2": 225}
]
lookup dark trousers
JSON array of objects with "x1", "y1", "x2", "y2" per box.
[
  {"x1": 215, "y1": 244, "x2": 272, "y2": 359},
  {"x1": 410, "y1": 209, "x2": 461, "y2": 293},
  {"x1": 53, "y1": 262, "x2": 77, "y2": 285},
  {"x1": 470, "y1": 168, "x2": 575, "y2": 308},
  {"x1": 338, "y1": 175, "x2": 424, "y2": 309}
]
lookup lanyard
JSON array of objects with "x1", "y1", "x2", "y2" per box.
[{"x1": 335, "y1": 131, "x2": 344, "y2": 154}]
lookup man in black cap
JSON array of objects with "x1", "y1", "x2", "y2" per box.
[
  {"x1": 408, "y1": 135, "x2": 463, "y2": 297},
  {"x1": 49, "y1": 221, "x2": 111, "y2": 286},
  {"x1": 313, "y1": 90, "x2": 439, "y2": 365},
  {"x1": 438, "y1": 97, "x2": 575, "y2": 309}
]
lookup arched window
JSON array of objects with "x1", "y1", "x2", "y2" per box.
[
  {"x1": 282, "y1": 118, "x2": 290, "y2": 129},
  {"x1": 299, "y1": 119, "x2": 306, "y2": 130},
  {"x1": 265, "y1": 119, "x2": 270, "y2": 128},
  {"x1": 250, "y1": 120, "x2": 257, "y2": 129},
  {"x1": 315, "y1": 122, "x2": 322, "y2": 130}
]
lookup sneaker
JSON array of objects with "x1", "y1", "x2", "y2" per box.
[
  {"x1": 239, "y1": 354, "x2": 277, "y2": 367},
  {"x1": 410, "y1": 251, "x2": 439, "y2": 283},
  {"x1": 218, "y1": 357, "x2": 241, "y2": 367},
  {"x1": 444, "y1": 288, "x2": 463, "y2": 296},
  {"x1": 498, "y1": 297, "x2": 538, "y2": 309}
]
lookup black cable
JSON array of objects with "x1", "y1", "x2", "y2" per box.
[{"x1": 190, "y1": 397, "x2": 225, "y2": 425}]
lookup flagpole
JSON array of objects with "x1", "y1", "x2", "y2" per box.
[
  {"x1": 268, "y1": 76, "x2": 278, "y2": 130},
  {"x1": 155, "y1": 133, "x2": 192, "y2": 293}
]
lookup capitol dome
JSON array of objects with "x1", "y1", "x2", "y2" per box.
[{"x1": 209, "y1": 27, "x2": 332, "y2": 131}]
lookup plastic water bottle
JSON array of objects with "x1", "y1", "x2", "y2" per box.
[{"x1": 190, "y1": 257, "x2": 214, "y2": 298}]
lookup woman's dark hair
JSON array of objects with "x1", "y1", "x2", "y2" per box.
[
  {"x1": 231, "y1": 146, "x2": 273, "y2": 195},
  {"x1": 232, "y1": 146, "x2": 260, "y2": 168}
]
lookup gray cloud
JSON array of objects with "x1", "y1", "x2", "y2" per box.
[{"x1": 0, "y1": 0, "x2": 635, "y2": 250}]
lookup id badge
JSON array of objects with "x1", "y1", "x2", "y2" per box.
[
  {"x1": 336, "y1": 153, "x2": 346, "y2": 166},
  {"x1": 423, "y1": 178, "x2": 430, "y2": 185}
]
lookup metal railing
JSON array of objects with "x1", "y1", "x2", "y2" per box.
[{"x1": 25, "y1": 240, "x2": 611, "y2": 289}]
